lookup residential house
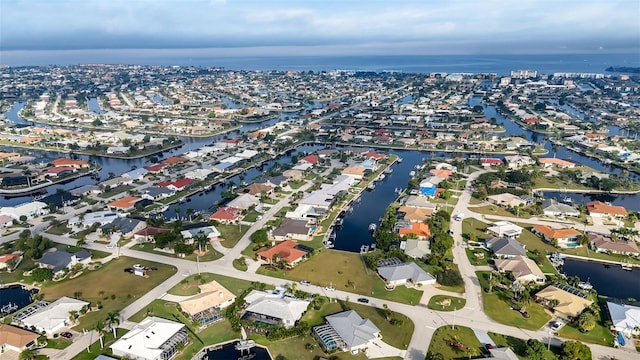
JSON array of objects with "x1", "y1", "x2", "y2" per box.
[
  {"x1": 50, "y1": 158, "x2": 89, "y2": 169},
  {"x1": 180, "y1": 226, "x2": 221, "y2": 242},
  {"x1": 101, "y1": 217, "x2": 146, "y2": 239},
  {"x1": 377, "y1": 262, "x2": 436, "y2": 287},
  {"x1": 44, "y1": 166, "x2": 76, "y2": 178},
  {"x1": 158, "y1": 178, "x2": 194, "y2": 192},
  {"x1": 589, "y1": 233, "x2": 640, "y2": 255},
  {"x1": 209, "y1": 207, "x2": 242, "y2": 224},
  {"x1": 398, "y1": 205, "x2": 434, "y2": 223},
  {"x1": 38, "y1": 249, "x2": 92, "y2": 276},
  {"x1": 486, "y1": 193, "x2": 527, "y2": 208},
  {"x1": 133, "y1": 227, "x2": 171, "y2": 243},
  {"x1": 0, "y1": 325, "x2": 39, "y2": 354},
  {"x1": 0, "y1": 214, "x2": 13, "y2": 228},
  {"x1": 607, "y1": 302, "x2": 640, "y2": 338},
  {"x1": 489, "y1": 347, "x2": 520, "y2": 360},
  {"x1": 283, "y1": 169, "x2": 304, "y2": 181},
  {"x1": 122, "y1": 167, "x2": 148, "y2": 181},
  {"x1": 533, "y1": 225, "x2": 582, "y2": 248},
  {"x1": 341, "y1": 166, "x2": 368, "y2": 180},
  {"x1": 403, "y1": 196, "x2": 439, "y2": 210},
  {"x1": 271, "y1": 219, "x2": 312, "y2": 241},
  {"x1": 299, "y1": 154, "x2": 319, "y2": 166},
  {"x1": 239, "y1": 183, "x2": 274, "y2": 197},
  {"x1": 70, "y1": 184, "x2": 101, "y2": 196},
  {"x1": 226, "y1": 194, "x2": 260, "y2": 211},
  {"x1": 262, "y1": 175, "x2": 289, "y2": 188},
  {"x1": 538, "y1": 158, "x2": 576, "y2": 169},
  {"x1": 495, "y1": 255, "x2": 546, "y2": 284},
  {"x1": 542, "y1": 199, "x2": 580, "y2": 217},
  {"x1": 241, "y1": 288, "x2": 310, "y2": 329},
  {"x1": 107, "y1": 196, "x2": 141, "y2": 212},
  {"x1": 487, "y1": 221, "x2": 523, "y2": 239},
  {"x1": 504, "y1": 155, "x2": 535, "y2": 169},
  {"x1": 0, "y1": 253, "x2": 21, "y2": 270},
  {"x1": 401, "y1": 240, "x2": 431, "y2": 259},
  {"x1": 587, "y1": 200, "x2": 628, "y2": 218},
  {"x1": 179, "y1": 281, "x2": 236, "y2": 328},
  {"x1": 141, "y1": 186, "x2": 175, "y2": 200},
  {"x1": 110, "y1": 317, "x2": 189, "y2": 360},
  {"x1": 19, "y1": 297, "x2": 90, "y2": 335},
  {"x1": 68, "y1": 210, "x2": 118, "y2": 228},
  {"x1": 398, "y1": 222, "x2": 431, "y2": 239},
  {"x1": 419, "y1": 175, "x2": 444, "y2": 197},
  {"x1": 313, "y1": 310, "x2": 381, "y2": 353},
  {"x1": 0, "y1": 201, "x2": 48, "y2": 221},
  {"x1": 485, "y1": 237, "x2": 527, "y2": 258},
  {"x1": 257, "y1": 240, "x2": 310, "y2": 268},
  {"x1": 481, "y1": 158, "x2": 503, "y2": 167},
  {"x1": 535, "y1": 284, "x2": 593, "y2": 319}
]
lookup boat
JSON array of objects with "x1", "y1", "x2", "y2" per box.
[
  {"x1": 385, "y1": 168, "x2": 393, "y2": 174},
  {"x1": 577, "y1": 282, "x2": 593, "y2": 290},
  {"x1": 409, "y1": 171, "x2": 416, "y2": 177},
  {"x1": 621, "y1": 263, "x2": 633, "y2": 271},
  {"x1": 549, "y1": 252, "x2": 564, "y2": 267},
  {"x1": 560, "y1": 195, "x2": 573, "y2": 204},
  {"x1": 377, "y1": 174, "x2": 385, "y2": 181},
  {"x1": 368, "y1": 223, "x2": 377, "y2": 232},
  {"x1": 1, "y1": 302, "x2": 18, "y2": 314},
  {"x1": 335, "y1": 218, "x2": 343, "y2": 227},
  {"x1": 397, "y1": 157, "x2": 403, "y2": 163},
  {"x1": 367, "y1": 183, "x2": 375, "y2": 191}
]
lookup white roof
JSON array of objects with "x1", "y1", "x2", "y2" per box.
[
  {"x1": 377, "y1": 262, "x2": 435, "y2": 284},
  {"x1": 235, "y1": 149, "x2": 259, "y2": 159},
  {"x1": 326, "y1": 310, "x2": 380, "y2": 348},
  {"x1": 0, "y1": 201, "x2": 47, "y2": 220},
  {"x1": 608, "y1": 302, "x2": 640, "y2": 334},
  {"x1": 227, "y1": 194, "x2": 260, "y2": 210},
  {"x1": 223, "y1": 156, "x2": 243, "y2": 164},
  {"x1": 244, "y1": 289, "x2": 310, "y2": 326},
  {"x1": 21, "y1": 297, "x2": 88, "y2": 333},
  {"x1": 292, "y1": 163, "x2": 313, "y2": 171},
  {"x1": 110, "y1": 317, "x2": 185, "y2": 360},
  {"x1": 300, "y1": 192, "x2": 333, "y2": 208}
]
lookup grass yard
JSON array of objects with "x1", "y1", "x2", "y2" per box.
[
  {"x1": 166, "y1": 273, "x2": 262, "y2": 297},
  {"x1": 217, "y1": 223, "x2": 250, "y2": 248},
  {"x1": 256, "y1": 250, "x2": 423, "y2": 305},
  {"x1": 40, "y1": 256, "x2": 176, "y2": 330},
  {"x1": 70, "y1": 328, "x2": 128, "y2": 360},
  {"x1": 558, "y1": 321, "x2": 615, "y2": 346},
  {"x1": 559, "y1": 246, "x2": 640, "y2": 265},
  {"x1": 427, "y1": 325, "x2": 484, "y2": 359},
  {"x1": 167, "y1": 273, "x2": 222, "y2": 296},
  {"x1": 242, "y1": 210, "x2": 261, "y2": 222},
  {"x1": 513, "y1": 224, "x2": 557, "y2": 254},
  {"x1": 461, "y1": 218, "x2": 489, "y2": 242},
  {"x1": 232, "y1": 257, "x2": 248, "y2": 271},
  {"x1": 288, "y1": 180, "x2": 306, "y2": 189},
  {"x1": 466, "y1": 248, "x2": 491, "y2": 266},
  {"x1": 45, "y1": 222, "x2": 71, "y2": 235},
  {"x1": 45, "y1": 337, "x2": 72, "y2": 349},
  {"x1": 488, "y1": 332, "x2": 560, "y2": 359},
  {"x1": 476, "y1": 271, "x2": 550, "y2": 331},
  {"x1": 469, "y1": 197, "x2": 485, "y2": 205},
  {"x1": 132, "y1": 242, "x2": 222, "y2": 262},
  {"x1": 469, "y1": 204, "x2": 525, "y2": 218},
  {"x1": 532, "y1": 176, "x2": 591, "y2": 191},
  {"x1": 98, "y1": 185, "x2": 134, "y2": 199},
  {"x1": 427, "y1": 295, "x2": 466, "y2": 311}
]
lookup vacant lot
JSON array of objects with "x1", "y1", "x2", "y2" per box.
[
  {"x1": 257, "y1": 250, "x2": 423, "y2": 305},
  {"x1": 41, "y1": 256, "x2": 176, "y2": 330},
  {"x1": 428, "y1": 325, "x2": 484, "y2": 359},
  {"x1": 217, "y1": 223, "x2": 250, "y2": 248}
]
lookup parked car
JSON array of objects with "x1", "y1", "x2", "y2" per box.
[
  {"x1": 485, "y1": 344, "x2": 494, "y2": 350},
  {"x1": 299, "y1": 280, "x2": 311, "y2": 285},
  {"x1": 357, "y1": 298, "x2": 369, "y2": 303},
  {"x1": 60, "y1": 332, "x2": 73, "y2": 339},
  {"x1": 324, "y1": 286, "x2": 335, "y2": 291},
  {"x1": 549, "y1": 321, "x2": 564, "y2": 331}
]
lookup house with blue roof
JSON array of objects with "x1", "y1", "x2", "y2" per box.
[
  {"x1": 122, "y1": 168, "x2": 148, "y2": 181},
  {"x1": 37, "y1": 249, "x2": 92, "y2": 276}
]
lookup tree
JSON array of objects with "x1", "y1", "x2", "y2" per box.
[
  {"x1": 106, "y1": 311, "x2": 120, "y2": 337},
  {"x1": 31, "y1": 267, "x2": 53, "y2": 282},
  {"x1": 382, "y1": 304, "x2": 392, "y2": 321},
  {"x1": 525, "y1": 339, "x2": 547, "y2": 360},
  {"x1": 19, "y1": 348, "x2": 36, "y2": 360},
  {"x1": 578, "y1": 312, "x2": 596, "y2": 332},
  {"x1": 250, "y1": 229, "x2": 269, "y2": 244},
  {"x1": 185, "y1": 208, "x2": 195, "y2": 222},
  {"x1": 561, "y1": 340, "x2": 591, "y2": 360},
  {"x1": 95, "y1": 320, "x2": 106, "y2": 348}
]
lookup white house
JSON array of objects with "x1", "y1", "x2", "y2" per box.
[
  {"x1": 377, "y1": 262, "x2": 436, "y2": 287},
  {"x1": 0, "y1": 201, "x2": 49, "y2": 220},
  {"x1": 607, "y1": 302, "x2": 640, "y2": 338},
  {"x1": 110, "y1": 317, "x2": 188, "y2": 360},
  {"x1": 19, "y1": 297, "x2": 89, "y2": 335},
  {"x1": 487, "y1": 221, "x2": 523, "y2": 239},
  {"x1": 313, "y1": 310, "x2": 381, "y2": 354},
  {"x1": 242, "y1": 288, "x2": 310, "y2": 329}
]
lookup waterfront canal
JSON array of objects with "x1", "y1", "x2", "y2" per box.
[{"x1": 561, "y1": 258, "x2": 640, "y2": 300}]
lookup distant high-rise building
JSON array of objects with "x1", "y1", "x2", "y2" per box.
[{"x1": 510, "y1": 69, "x2": 538, "y2": 79}]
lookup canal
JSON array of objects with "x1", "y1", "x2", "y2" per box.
[{"x1": 561, "y1": 259, "x2": 640, "y2": 300}]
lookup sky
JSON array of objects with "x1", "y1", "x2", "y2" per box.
[{"x1": 0, "y1": 0, "x2": 639, "y2": 55}]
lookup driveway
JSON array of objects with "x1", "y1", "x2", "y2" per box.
[
  {"x1": 365, "y1": 338, "x2": 407, "y2": 359},
  {"x1": 473, "y1": 329, "x2": 495, "y2": 347}
]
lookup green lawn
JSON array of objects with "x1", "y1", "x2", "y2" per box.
[
  {"x1": 232, "y1": 257, "x2": 248, "y2": 271},
  {"x1": 289, "y1": 180, "x2": 306, "y2": 189},
  {"x1": 427, "y1": 325, "x2": 484, "y2": 359},
  {"x1": 466, "y1": 248, "x2": 491, "y2": 266},
  {"x1": 45, "y1": 222, "x2": 71, "y2": 235},
  {"x1": 559, "y1": 246, "x2": 640, "y2": 265},
  {"x1": 469, "y1": 197, "x2": 485, "y2": 205},
  {"x1": 469, "y1": 204, "x2": 529, "y2": 218},
  {"x1": 461, "y1": 218, "x2": 489, "y2": 242},
  {"x1": 98, "y1": 185, "x2": 134, "y2": 199},
  {"x1": 242, "y1": 210, "x2": 261, "y2": 222},
  {"x1": 532, "y1": 176, "x2": 591, "y2": 191},
  {"x1": 45, "y1": 337, "x2": 72, "y2": 349},
  {"x1": 427, "y1": 295, "x2": 466, "y2": 311},
  {"x1": 217, "y1": 223, "x2": 250, "y2": 248},
  {"x1": 166, "y1": 273, "x2": 262, "y2": 297},
  {"x1": 476, "y1": 271, "x2": 550, "y2": 330},
  {"x1": 558, "y1": 321, "x2": 615, "y2": 346},
  {"x1": 70, "y1": 328, "x2": 128, "y2": 360},
  {"x1": 132, "y1": 243, "x2": 222, "y2": 262},
  {"x1": 40, "y1": 256, "x2": 177, "y2": 330},
  {"x1": 167, "y1": 273, "x2": 222, "y2": 296},
  {"x1": 257, "y1": 250, "x2": 423, "y2": 305}
]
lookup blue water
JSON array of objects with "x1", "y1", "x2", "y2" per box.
[
  {"x1": 0, "y1": 285, "x2": 36, "y2": 315},
  {"x1": 87, "y1": 98, "x2": 103, "y2": 114},
  {"x1": 562, "y1": 259, "x2": 640, "y2": 300},
  {"x1": 2, "y1": 52, "x2": 639, "y2": 75},
  {"x1": 205, "y1": 342, "x2": 271, "y2": 360}
]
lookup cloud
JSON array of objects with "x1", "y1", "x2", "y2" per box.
[{"x1": 0, "y1": 0, "x2": 637, "y2": 54}]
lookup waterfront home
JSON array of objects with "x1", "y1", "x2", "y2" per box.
[
  {"x1": 486, "y1": 221, "x2": 523, "y2": 239},
  {"x1": 157, "y1": 178, "x2": 194, "y2": 192},
  {"x1": 283, "y1": 169, "x2": 304, "y2": 181},
  {"x1": 398, "y1": 205, "x2": 435, "y2": 223},
  {"x1": 226, "y1": 193, "x2": 260, "y2": 211},
  {"x1": 50, "y1": 158, "x2": 89, "y2": 169},
  {"x1": 69, "y1": 210, "x2": 118, "y2": 229},
  {"x1": 542, "y1": 199, "x2": 580, "y2": 217},
  {"x1": 535, "y1": 284, "x2": 592, "y2": 319},
  {"x1": 0, "y1": 201, "x2": 48, "y2": 221},
  {"x1": 101, "y1": 217, "x2": 146, "y2": 239},
  {"x1": 285, "y1": 204, "x2": 327, "y2": 221},
  {"x1": 70, "y1": 184, "x2": 101, "y2": 196},
  {"x1": 533, "y1": 225, "x2": 582, "y2": 248},
  {"x1": 299, "y1": 154, "x2": 319, "y2": 165},
  {"x1": 313, "y1": 310, "x2": 381, "y2": 354},
  {"x1": 209, "y1": 207, "x2": 242, "y2": 224},
  {"x1": 271, "y1": 219, "x2": 312, "y2": 241},
  {"x1": 398, "y1": 222, "x2": 431, "y2": 240},
  {"x1": 377, "y1": 262, "x2": 436, "y2": 287},
  {"x1": 607, "y1": 302, "x2": 640, "y2": 338},
  {"x1": 0, "y1": 253, "x2": 21, "y2": 270},
  {"x1": 100, "y1": 176, "x2": 133, "y2": 188},
  {"x1": 481, "y1": 158, "x2": 503, "y2": 167},
  {"x1": 495, "y1": 255, "x2": 545, "y2": 284},
  {"x1": 37, "y1": 248, "x2": 92, "y2": 276},
  {"x1": 241, "y1": 288, "x2": 310, "y2": 329},
  {"x1": 486, "y1": 193, "x2": 527, "y2": 208},
  {"x1": 419, "y1": 176, "x2": 444, "y2": 197},
  {"x1": 180, "y1": 226, "x2": 221, "y2": 242},
  {"x1": 141, "y1": 186, "x2": 175, "y2": 200},
  {"x1": 403, "y1": 195, "x2": 439, "y2": 210},
  {"x1": 504, "y1": 155, "x2": 535, "y2": 169},
  {"x1": 106, "y1": 146, "x2": 130, "y2": 154},
  {"x1": 0, "y1": 214, "x2": 12, "y2": 228},
  {"x1": 43, "y1": 166, "x2": 76, "y2": 178},
  {"x1": 0, "y1": 324, "x2": 39, "y2": 354},
  {"x1": 133, "y1": 226, "x2": 171, "y2": 243},
  {"x1": 484, "y1": 237, "x2": 527, "y2": 258},
  {"x1": 239, "y1": 183, "x2": 274, "y2": 197},
  {"x1": 110, "y1": 316, "x2": 188, "y2": 360},
  {"x1": 257, "y1": 240, "x2": 310, "y2": 268},
  {"x1": 261, "y1": 175, "x2": 289, "y2": 188},
  {"x1": 429, "y1": 169, "x2": 453, "y2": 179},
  {"x1": 587, "y1": 200, "x2": 628, "y2": 218},
  {"x1": 107, "y1": 196, "x2": 141, "y2": 212},
  {"x1": 179, "y1": 281, "x2": 235, "y2": 328},
  {"x1": 538, "y1": 158, "x2": 576, "y2": 169},
  {"x1": 589, "y1": 233, "x2": 640, "y2": 255},
  {"x1": 401, "y1": 239, "x2": 431, "y2": 259},
  {"x1": 341, "y1": 165, "x2": 368, "y2": 180},
  {"x1": 19, "y1": 297, "x2": 89, "y2": 335}
]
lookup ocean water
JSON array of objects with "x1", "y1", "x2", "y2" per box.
[{"x1": 1, "y1": 50, "x2": 639, "y2": 75}]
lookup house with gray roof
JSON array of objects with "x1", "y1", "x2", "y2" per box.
[
  {"x1": 122, "y1": 167, "x2": 148, "y2": 181},
  {"x1": 377, "y1": 262, "x2": 436, "y2": 287},
  {"x1": 226, "y1": 193, "x2": 260, "y2": 211},
  {"x1": 542, "y1": 199, "x2": 580, "y2": 217},
  {"x1": 141, "y1": 186, "x2": 175, "y2": 200},
  {"x1": 313, "y1": 310, "x2": 380, "y2": 353},
  {"x1": 401, "y1": 239, "x2": 431, "y2": 259},
  {"x1": 262, "y1": 175, "x2": 289, "y2": 188},
  {"x1": 70, "y1": 185, "x2": 101, "y2": 196},
  {"x1": 271, "y1": 219, "x2": 312, "y2": 241},
  {"x1": 101, "y1": 217, "x2": 146, "y2": 238},
  {"x1": 484, "y1": 237, "x2": 527, "y2": 258},
  {"x1": 489, "y1": 347, "x2": 519, "y2": 360},
  {"x1": 37, "y1": 249, "x2": 92, "y2": 275},
  {"x1": 241, "y1": 288, "x2": 310, "y2": 329}
]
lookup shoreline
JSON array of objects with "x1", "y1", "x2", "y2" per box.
[
  {"x1": 561, "y1": 253, "x2": 640, "y2": 269},
  {"x1": 0, "y1": 167, "x2": 101, "y2": 196},
  {"x1": 533, "y1": 187, "x2": 640, "y2": 195}
]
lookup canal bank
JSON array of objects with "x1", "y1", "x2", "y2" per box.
[{"x1": 561, "y1": 258, "x2": 640, "y2": 300}]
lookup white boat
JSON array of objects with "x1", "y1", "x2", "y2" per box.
[
  {"x1": 621, "y1": 263, "x2": 633, "y2": 271},
  {"x1": 368, "y1": 223, "x2": 377, "y2": 232},
  {"x1": 367, "y1": 183, "x2": 375, "y2": 191},
  {"x1": 409, "y1": 171, "x2": 416, "y2": 177},
  {"x1": 378, "y1": 174, "x2": 386, "y2": 181},
  {"x1": 577, "y1": 282, "x2": 593, "y2": 290},
  {"x1": 397, "y1": 157, "x2": 403, "y2": 163},
  {"x1": 385, "y1": 168, "x2": 393, "y2": 174}
]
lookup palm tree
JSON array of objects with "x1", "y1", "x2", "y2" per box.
[
  {"x1": 488, "y1": 271, "x2": 500, "y2": 293},
  {"x1": 95, "y1": 320, "x2": 106, "y2": 348},
  {"x1": 510, "y1": 281, "x2": 524, "y2": 302},
  {"x1": 578, "y1": 233, "x2": 590, "y2": 254},
  {"x1": 174, "y1": 207, "x2": 181, "y2": 220},
  {"x1": 185, "y1": 208, "x2": 195, "y2": 222},
  {"x1": 19, "y1": 348, "x2": 36, "y2": 360},
  {"x1": 194, "y1": 231, "x2": 208, "y2": 253},
  {"x1": 106, "y1": 311, "x2": 120, "y2": 337}
]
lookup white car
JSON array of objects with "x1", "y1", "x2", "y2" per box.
[
  {"x1": 324, "y1": 286, "x2": 335, "y2": 291},
  {"x1": 549, "y1": 321, "x2": 564, "y2": 331},
  {"x1": 453, "y1": 213, "x2": 465, "y2": 221}
]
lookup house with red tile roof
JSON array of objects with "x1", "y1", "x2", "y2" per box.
[
  {"x1": 299, "y1": 154, "x2": 319, "y2": 165},
  {"x1": 398, "y1": 222, "x2": 431, "y2": 240},
  {"x1": 160, "y1": 156, "x2": 189, "y2": 166},
  {"x1": 0, "y1": 253, "x2": 21, "y2": 270},
  {"x1": 538, "y1": 158, "x2": 575, "y2": 169},
  {"x1": 144, "y1": 163, "x2": 166, "y2": 172},
  {"x1": 365, "y1": 151, "x2": 387, "y2": 160},
  {"x1": 533, "y1": 225, "x2": 582, "y2": 248},
  {"x1": 481, "y1": 158, "x2": 503, "y2": 166},
  {"x1": 587, "y1": 201, "x2": 628, "y2": 218},
  {"x1": 51, "y1": 158, "x2": 90, "y2": 169},
  {"x1": 107, "y1": 196, "x2": 141, "y2": 211},
  {"x1": 209, "y1": 207, "x2": 242, "y2": 224},
  {"x1": 257, "y1": 240, "x2": 309, "y2": 268},
  {"x1": 133, "y1": 227, "x2": 171, "y2": 243},
  {"x1": 158, "y1": 178, "x2": 194, "y2": 191}
]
